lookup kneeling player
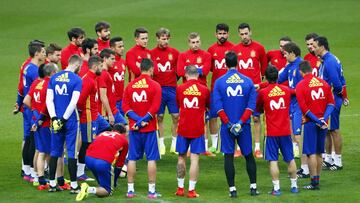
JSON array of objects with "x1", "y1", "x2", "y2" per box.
[
  {"x1": 76, "y1": 124, "x2": 128, "y2": 201},
  {"x1": 175, "y1": 65, "x2": 210, "y2": 198},
  {"x1": 256, "y1": 66, "x2": 298, "y2": 195},
  {"x1": 296, "y1": 61, "x2": 334, "y2": 190}
]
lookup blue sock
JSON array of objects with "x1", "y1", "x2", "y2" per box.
[{"x1": 57, "y1": 176, "x2": 65, "y2": 186}]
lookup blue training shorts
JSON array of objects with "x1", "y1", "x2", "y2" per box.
[
  {"x1": 50, "y1": 119, "x2": 80, "y2": 159},
  {"x1": 128, "y1": 130, "x2": 160, "y2": 161},
  {"x1": 290, "y1": 101, "x2": 302, "y2": 135},
  {"x1": 85, "y1": 156, "x2": 113, "y2": 194},
  {"x1": 209, "y1": 92, "x2": 218, "y2": 119},
  {"x1": 176, "y1": 134, "x2": 205, "y2": 154},
  {"x1": 265, "y1": 135, "x2": 294, "y2": 162},
  {"x1": 220, "y1": 123, "x2": 252, "y2": 156},
  {"x1": 303, "y1": 122, "x2": 327, "y2": 155},
  {"x1": 330, "y1": 94, "x2": 342, "y2": 131},
  {"x1": 23, "y1": 107, "x2": 32, "y2": 139},
  {"x1": 158, "y1": 86, "x2": 179, "y2": 115},
  {"x1": 35, "y1": 126, "x2": 51, "y2": 154}
]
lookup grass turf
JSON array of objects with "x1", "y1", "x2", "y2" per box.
[{"x1": 0, "y1": 0, "x2": 360, "y2": 202}]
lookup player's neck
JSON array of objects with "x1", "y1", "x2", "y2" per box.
[{"x1": 31, "y1": 58, "x2": 42, "y2": 66}]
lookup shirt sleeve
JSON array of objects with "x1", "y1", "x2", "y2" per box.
[
  {"x1": 295, "y1": 83, "x2": 309, "y2": 114},
  {"x1": 325, "y1": 60, "x2": 343, "y2": 94},
  {"x1": 277, "y1": 65, "x2": 289, "y2": 84},
  {"x1": 259, "y1": 45, "x2": 268, "y2": 76},
  {"x1": 126, "y1": 50, "x2": 141, "y2": 77},
  {"x1": 201, "y1": 52, "x2": 212, "y2": 76},
  {"x1": 177, "y1": 53, "x2": 186, "y2": 77},
  {"x1": 255, "y1": 90, "x2": 264, "y2": 113},
  {"x1": 147, "y1": 83, "x2": 162, "y2": 116}
]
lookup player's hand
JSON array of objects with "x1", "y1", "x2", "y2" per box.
[
  {"x1": 343, "y1": 98, "x2": 349, "y2": 106},
  {"x1": 230, "y1": 122, "x2": 242, "y2": 137},
  {"x1": 108, "y1": 114, "x2": 115, "y2": 125},
  {"x1": 316, "y1": 119, "x2": 328, "y2": 130},
  {"x1": 31, "y1": 124, "x2": 37, "y2": 132},
  {"x1": 51, "y1": 117, "x2": 66, "y2": 132},
  {"x1": 13, "y1": 103, "x2": 20, "y2": 115},
  {"x1": 254, "y1": 84, "x2": 260, "y2": 90},
  {"x1": 132, "y1": 121, "x2": 148, "y2": 130}
]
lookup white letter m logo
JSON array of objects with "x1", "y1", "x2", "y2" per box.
[
  {"x1": 183, "y1": 97, "x2": 199, "y2": 108},
  {"x1": 270, "y1": 97, "x2": 285, "y2": 110},
  {"x1": 158, "y1": 61, "x2": 171, "y2": 72},
  {"x1": 227, "y1": 85, "x2": 242, "y2": 97},
  {"x1": 55, "y1": 84, "x2": 68, "y2": 95},
  {"x1": 311, "y1": 88, "x2": 324, "y2": 100},
  {"x1": 238, "y1": 58, "x2": 253, "y2": 69},
  {"x1": 132, "y1": 90, "x2": 147, "y2": 102}
]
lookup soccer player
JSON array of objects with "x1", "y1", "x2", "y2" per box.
[
  {"x1": 95, "y1": 21, "x2": 111, "y2": 52},
  {"x1": 277, "y1": 42, "x2": 306, "y2": 175},
  {"x1": 296, "y1": 61, "x2": 335, "y2": 190},
  {"x1": 23, "y1": 63, "x2": 57, "y2": 190},
  {"x1": 304, "y1": 33, "x2": 321, "y2": 76},
  {"x1": 177, "y1": 32, "x2": 213, "y2": 155},
  {"x1": 151, "y1": 28, "x2": 180, "y2": 155},
  {"x1": 267, "y1": 36, "x2": 291, "y2": 71},
  {"x1": 122, "y1": 58, "x2": 162, "y2": 199},
  {"x1": 46, "y1": 43, "x2": 62, "y2": 66},
  {"x1": 46, "y1": 54, "x2": 83, "y2": 193},
  {"x1": 21, "y1": 42, "x2": 46, "y2": 182},
  {"x1": 314, "y1": 36, "x2": 348, "y2": 170},
  {"x1": 77, "y1": 55, "x2": 110, "y2": 181},
  {"x1": 175, "y1": 65, "x2": 210, "y2": 198},
  {"x1": 76, "y1": 124, "x2": 128, "y2": 201},
  {"x1": 213, "y1": 51, "x2": 259, "y2": 197},
  {"x1": 97, "y1": 48, "x2": 127, "y2": 126},
  {"x1": 207, "y1": 23, "x2": 234, "y2": 154},
  {"x1": 61, "y1": 27, "x2": 85, "y2": 69},
  {"x1": 109, "y1": 36, "x2": 126, "y2": 116},
  {"x1": 79, "y1": 38, "x2": 98, "y2": 77},
  {"x1": 231, "y1": 23, "x2": 267, "y2": 158},
  {"x1": 126, "y1": 27, "x2": 151, "y2": 81},
  {"x1": 256, "y1": 65, "x2": 298, "y2": 195}
]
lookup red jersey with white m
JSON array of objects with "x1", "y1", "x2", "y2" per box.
[
  {"x1": 125, "y1": 45, "x2": 151, "y2": 79},
  {"x1": 122, "y1": 74, "x2": 162, "y2": 132},
  {"x1": 28, "y1": 77, "x2": 50, "y2": 127},
  {"x1": 78, "y1": 71, "x2": 99, "y2": 123},
  {"x1": 267, "y1": 50, "x2": 287, "y2": 71},
  {"x1": 97, "y1": 70, "x2": 118, "y2": 116},
  {"x1": 304, "y1": 53, "x2": 321, "y2": 77},
  {"x1": 232, "y1": 41, "x2": 267, "y2": 84},
  {"x1": 207, "y1": 41, "x2": 234, "y2": 91},
  {"x1": 296, "y1": 74, "x2": 335, "y2": 123},
  {"x1": 177, "y1": 49, "x2": 211, "y2": 86},
  {"x1": 151, "y1": 46, "x2": 179, "y2": 87},
  {"x1": 86, "y1": 131, "x2": 128, "y2": 167},
  {"x1": 61, "y1": 43, "x2": 82, "y2": 69},
  {"x1": 176, "y1": 80, "x2": 210, "y2": 138},
  {"x1": 256, "y1": 84, "x2": 291, "y2": 136},
  {"x1": 108, "y1": 55, "x2": 126, "y2": 101},
  {"x1": 97, "y1": 38, "x2": 110, "y2": 52}
]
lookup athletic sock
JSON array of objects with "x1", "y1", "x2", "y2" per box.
[
  {"x1": 149, "y1": 183, "x2": 156, "y2": 193},
  {"x1": 334, "y1": 154, "x2": 342, "y2": 166},
  {"x1": 255, "y1": 142, "x2": 260, "y2": 151},
  {"x1": 70, "y1": 181, "x2": 78, "y2": 189},
  {"x1": 57, "y1": 176, "x2": 65, "y2": 186},
  {"x1": 311, "y1": 175, "x2": 320, "y2": 186},
  {"x1": 39, "y1": 176, "x2": 47, "y2": 185},
  {"x1": 205, "y1": 139, "x2": 209, "y2": 151},
  {"x1": 324, "y1": 153, "x2": 333, "y2": 164},
  {"x1": 272, "y1": 180, "x2": 280, "y2": 191},
  {"x1": 245, "y1": 153, "x2": 257, "y2": 184},
  {"x1": 88, "y1": 187, "x2": 96, "y2": 194},
  {"x1": 210, "y1": 134, "x2": 218, "y2": 149},
  {"x1": 250, "y1": 183, "x2": 257, "y2": 189},
  {"x1": 224, "y1": 154, "x2": 235, "y2": 187},
  {"x1": 49, "y1": 180, "x2": 56, "y2": 187},
  {"x1": 128, "y1": 183, "x2": 134, "y2": 192},
  {"x1": 290, "y1": 178, "x2": 298, "y2": 188},
  {"x1": 23, "y1": 165, "x2": 31, "y2": 175},
  {"x1": 189, "y1": 180, "x2": 196, "y2": 191},
  {"x1": 301, "y1": 164, "x2": 309, "y2": 174},
  {"x1": 77, "y1": 163, "x2": 85, "y2": 177},
  {"x1": 68, "y1": 158, "x2": 78, "y2": 182},
  {"x1": 229, "y1": 186, "x2": 236, "y2": 192},
  {"x1": 177, "y1": 178, "x2": 184, "y2": 188},
  {"x1": 159, "y1": 137, "x2": 165, "y2": 148},
  {"x1": 171, "y1": 137, "x2": 177, "y2": 148}
]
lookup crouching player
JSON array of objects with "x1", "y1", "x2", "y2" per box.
[
  {"x1": 175, "y1": 65, "x2": 210, "y2": 198},
  {"x1": 76, "y1": 124, "x2": 128, "y2": 201},
  {"x1": 296, "y1": 61, "x2": 334, "y2": 190},
  {"x1": 256, "y1": 66, "x2": 298, "y2": 195}
]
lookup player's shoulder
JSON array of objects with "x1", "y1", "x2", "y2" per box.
[
  {"x1": 266, "y1": 49, "x2": 278, "y2": 56},
  {"x1": 252, "y1": 40, "x2": 265, "y2": 48}
]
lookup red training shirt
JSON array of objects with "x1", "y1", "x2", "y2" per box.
[
  {"x1": 304, "y1": 53, "x2": 321, "y2": 77},
  {"x1": 97, "y1": 38, "x2": 110, "y2": 52},
  {"x1": 28, "y1": 77, "x2": 50, "y2": 127},
  {"x1": 97, "y1": 69, "x2": 118, "y2": 117},
  {"x1": 108, "y1": 55, "x2": 126, "y2": 101},
  {"x1": 125, "y1": 45, "x2": 151, "y2": 80},
  {"x1": 61, "y1": 43, "x2": 82, "y2": 70},
  {"x1": 78, "y1": 71, "x2": 99, "y2": 123},
  {"x1": 151, "y1": 46, "x2": 179, "y2": 87}
]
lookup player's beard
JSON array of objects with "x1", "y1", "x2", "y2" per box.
[
  {"x1": 95, "y1": 69, "x2": 101, "y2": 76},
  {"x1": 219, "y1": 37, "x2": 227, "y2": 44},
  {"x1": 101, "y1": 35, "x2": 110, "y2": 41}
]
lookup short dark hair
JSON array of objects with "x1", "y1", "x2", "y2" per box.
[
  {"x1": 225, "y1": 51, "x2": 238, "y2": 68},
  {"x1": 46, "y1": 43, "x2": 62, "y2": 56},
  {"x1": 28, "y1": 42, "x2": 45, "y2": 57},
  {"x1": 216, "y1": 23, "x2": 229, "y2": 32},
  {"x1": 185, "y1": 65, "x2": 199, "y2": 76},
  {"x1": 100, "y1": 48, "x2": 115, "y2": 59},
  {"x1": 81, "y1": 38, "x2": 98, "y2": 53},
  {"x1": 314, "y1": 36, "x2": 330, "y2": 51},
  {"x1": 305, "y1": 33, "x2": 319, "y2": 41},
  {"x1": 279, "y1": 36, "x2": 292, "y2": 42},
  {"x1": 112, "y1": 123, "x2": 127, "y2": 134},
  {"x1": 238, "y1": 23, "x2": 250, "y2": 31},
  {"x1": 140, "y1": 58, "x2": 153, "y2": 72},
  {"x1": 95, "y1": 21, "x2": 110, "y2": 33},
  {"x1": 88, "y1": 55, "x2": 102, "y2": 70},
  {"x1": 110, "y1": 37, "x2": 123, "y2": 48},
  {"x1": 156, "y1": 28, "x2": 170, "y2": 38},
  {"x1": 43, "y1": 63, "x2": 57, "y2": 77},
  {"x1": 68, "y1": 54, "x2": 82, "y2": 65},
  {"x1": 265, "y1": 65, "x2": 279, "y2": 83},
  {"x1": 134, "y1": 27, "x2": 148, "y2": 38},
  {"x1": 299, "y1": 60, "x2": 312, "y2": 74},
  {"x1": 283, "y1": 42, "x2": 301, "y2": 57},
  {"x1": 67, "y1": 27, "x2": 85, "y2": 41}
]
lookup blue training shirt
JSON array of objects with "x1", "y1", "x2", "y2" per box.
[
  {"x1": 319, "y1": 52, "x2": 346, "y2": 95},
  {"x1": 48, "y1": 70, "x2": 82, "y2": 120},
  {"x1": 23, "y1": 62, "x2": 39, "y2": 96},
  {"x1": 213, "y1": 68, "x2": 256, "y2": 124}
]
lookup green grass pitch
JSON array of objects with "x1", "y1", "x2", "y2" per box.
[{"x1": 0, "y1": 0, "x2": 360, "y2": 202}]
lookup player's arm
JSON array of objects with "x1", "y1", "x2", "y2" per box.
[
  {"x1": 46, "y1": 87, "x2": 56, "y2": 119},
  {"x1": 145, "y1": 83, "x2": 162, "y2": 119},
  {"x1": 255, "y1": 91, "x2": 264, "y2": 113},
  {"x1": 213, "y1": 81, "x2": 230, "y2": 124},
  {"x1": 76, "y1": 83, "x2": 91, "y2": 113},
  {"x1": 122, "y1": 86, "x2": 141, "y2": 121},
  {"x1": 239, "y1": 82, "x2": 256, "y2": 123},
  {"x1": 259, "y1": 46, "x2": 268, "y2": 77},
  {"x1": 125, "y1": 51, "x2": 141, "y2": 79},
  {"x1": 296, "y1": 85, "x2": 324, "y2": 127},
  {"x1": 323, "y1": 83, "x2": 336, "y2": 121},
  {"x1": 99, "y1": 87, "x2": 114, "y2": 124},
  {"x1": 114, "y1": 138, "x2": 129, "y2": 168},
  {"x1": 60, "y1": 50, "x2": 69, "y2": 70},
  {"x1": 277, "y1": 65, "x2": 289, "y2": 84},
  {"x1": 326, "y1": 61, "x2": 343, "y2": 94},
  {"x1": 23, "y1": 94, "x2": 32, "y2": 109},
  {"x1": 176, "y1": 53, "x2": 185, "y2": 77},
  {"x1": 201, "y1": 53, "x2": 212, "y2": 76}
]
